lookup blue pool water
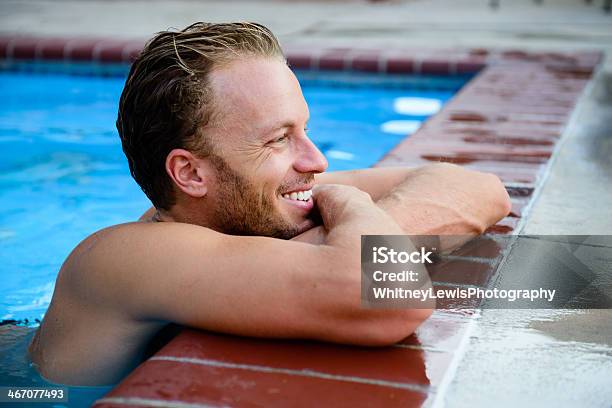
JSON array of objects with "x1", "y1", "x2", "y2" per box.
[
  {"x1": 0, "y1": 65, "x2": 466, "y2": 324},
  {"x1": 0, "y1": 63, "x2": 467, "y2": 405}
]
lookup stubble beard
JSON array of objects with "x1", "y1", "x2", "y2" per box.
[{"x1": 209, "y1": 154, "x2": 304, "y2": 240}]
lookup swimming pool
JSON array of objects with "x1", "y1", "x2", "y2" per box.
[
  {"x1": 0, "y1": 62, "x2": 467, "y2": 406},
  {"x1": 0, "y1": 63, "x2": 467, "y2": 324}
]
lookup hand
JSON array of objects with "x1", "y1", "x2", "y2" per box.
[
  {"x1": 313, "y1": 184, "x2": 405, "y2": 247},
  {"x1": 312, "y1": 184, "x2": 374, "y2": 228},
  {"x1": 291, "y1": 184, "x2": 378, "y2": 245},
  {"x1": 379, "y1": 163, "x2": 511, "y2": 235}
]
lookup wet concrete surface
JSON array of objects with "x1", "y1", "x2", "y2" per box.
[
  {"x1": 444, "y1": 73, "x2": 612, "y2": 406},
  {"x1": 530, "y1": 309, "x2": 612, "y2": 347},
  {"x1": 525, "y1": 71, "x2": 612, "y2": 235},
  {"x1": 488, "y1": 236, "x2": 612, "y2": 308},
  {"x1": 444, "y1": 309, "x2": 612, "y2": 407}
]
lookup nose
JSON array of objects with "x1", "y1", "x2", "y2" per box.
[{"x1": 293, "y1": 132, "x2": 328, "y2": 174}]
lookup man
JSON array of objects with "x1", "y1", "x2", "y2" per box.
[{"x1": 29, "y1": 22, "x2": 510, "y2": 386}]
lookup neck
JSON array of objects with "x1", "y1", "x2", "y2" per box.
[{"x1": 155, "y1": 202, "x2": 214, "y2": 229}]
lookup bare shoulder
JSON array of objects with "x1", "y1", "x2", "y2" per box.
[
  {"x1": 68, "y1": 221, "x2": 209, "y2": 257},
  {"x1": 30, "y1": 222, "x2": 223, "y2": 385},
  {"x1": 68, "y1": 221, "x2": 221, "y2": 265},
  {"x1": 57, "y1": 222, "x2": 221, "y2": 312}
]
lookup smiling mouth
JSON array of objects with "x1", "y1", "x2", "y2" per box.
[
  {"x1": 279, "y1": 188, "x2": 314, "y2": 215},
  {"x1": 280, "y1": 189, "x2": 313, "y2": 202}
]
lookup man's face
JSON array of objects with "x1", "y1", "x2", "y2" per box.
[{"x1": 202, "y1": 57, "x2": 328, "y2": 239}]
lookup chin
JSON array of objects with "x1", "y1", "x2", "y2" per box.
[
  {"x1": 266, "y1": 213, "x2": 313, "y2": 240},
  {"x1": 293, "y1": 218, "x2": 316, "y2": 236},
  {"x1": 270, "y1": 192, "x2": 320, "y2": 238}
]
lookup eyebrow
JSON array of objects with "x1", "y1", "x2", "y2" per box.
[
  {"x1": 268, "y1": 121, "x2": 295, "y2": 133},
  {"x1": 265, "y1": 117, "x2": 310, "y2": 135}
]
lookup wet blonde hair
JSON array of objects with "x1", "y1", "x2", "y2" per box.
[{"x1": 117, "y1": 22, "x2": 285, "y2": 210}]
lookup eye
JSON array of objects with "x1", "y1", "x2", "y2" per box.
[{"x1": 267, "y1": 134, "x2": 288, "y2": 145}]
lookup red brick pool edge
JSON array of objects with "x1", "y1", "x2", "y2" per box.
[{"x1": 0, "y1": 36, "x2": 602, "y2": 407}]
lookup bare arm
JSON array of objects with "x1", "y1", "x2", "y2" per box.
[
  {"x1": 296, "y1": 164, "x2": 511, "y2": 244},
  {"x1": 69, "y1": 185, "x2": 427, "y2": 347},
  {"x1": 375, "y1": 164, "x2": 511, "y2": 235},
  {"x1": 315, "y1": 167, "x2": 416, "y2": 201}
]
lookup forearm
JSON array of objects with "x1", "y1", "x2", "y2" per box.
[
  {"x1": 377, "y1": 185, "x2": 471, "y2": 235},
  {"x1": 316, "y1": 164, "x2": 510, "y2": 237},
  {"x1": 325, "y1": 204, "x2": 404, "y2": 248},
  {"x1": 296, "y1": 167, "x2": 418, "y2": 244},
  {"x1": 376, "y1": 164, "x2": 510, "y2": 236},
  {"x1": 318, "y1": 185, "x2": 405, "y2": 247},
  {"x1": 315, "y1": 167, "x2": 416, "y2": 201},
  {"x1": 290, "y1": 186, "x2": 431, "y2": 345},
  {"x1": 293, "y1": 189, "x2": 462, "y2": 245},
  {"x1": 293, "y1": 185, "x2": 404, "y2": 246},
  {"x1": 315, "y1": 166, "x2": 489, "y2": 235}
]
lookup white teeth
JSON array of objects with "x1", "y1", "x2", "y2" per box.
[{"x1": 282, "y1": 189, "x2": 312, "y2": 202}]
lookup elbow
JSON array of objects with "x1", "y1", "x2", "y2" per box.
[
  {"x1": 500, "y1": 187, "x2": 512, "y2": 219},
  {"x1": 305, "y1": 249, "x2": 433, "y2": 347},
  {"x1": 313, "y1": 283, "x2": 433, "y2": 346},
  {"x1": 491, "y1": 174, "x2": 512, "y2": 221},
  {"x1": 475, "y1": 173, "x2": 512, "y2": 234}
]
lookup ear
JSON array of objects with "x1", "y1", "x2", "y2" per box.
[{"x1": 165, "y1": 149, "x2": 210, "y2": 198}]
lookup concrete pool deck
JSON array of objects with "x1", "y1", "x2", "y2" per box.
[
  {"x1": 1, "y1": 0, "x2": 610, "y2": 231},
  {"x1": 1, "y1": 0, "x2": 611, "y2": 406}
]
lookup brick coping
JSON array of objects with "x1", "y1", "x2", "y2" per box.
[
  {"x1": 0, "y1": 35, "x2": 602, "y2": 76},
  {"x1": 1, "y1": 34, "x2": 602, "y2": 407}
]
